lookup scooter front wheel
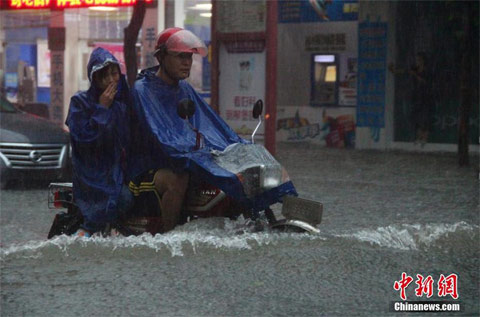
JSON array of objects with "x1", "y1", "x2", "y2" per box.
[{"x1": 270, "y1": 219, "x2": 320, "y2": 234}]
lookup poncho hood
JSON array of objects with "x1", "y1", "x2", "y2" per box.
[
  {"x1": 87, "y1": 47, "x2": 121, "y2": 82},
  {"x1": 86, "y1": 47, "x2": 128, "y2": 105}
]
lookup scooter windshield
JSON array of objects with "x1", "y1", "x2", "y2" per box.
[{"x1": 212, "y1": 143, "x2": 293, "y2": 199}]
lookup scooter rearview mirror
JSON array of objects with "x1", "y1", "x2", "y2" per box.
[
  {"x1": 251, "y1": 100, "x2": 264, "y2": 143},
  {"x1": 252, "y1": 100, "x2": 263, "y2": 119},
  {"x1": 177, "y1": 99, "x2": 196, "y2": 119}
]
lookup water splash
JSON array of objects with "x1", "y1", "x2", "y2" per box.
[
  {"x1": 0, "y1": 218, "x2": 324, "y2": 260},
  {"x1": 336, "y1": 221, "x2": 479, "y2": 251}
]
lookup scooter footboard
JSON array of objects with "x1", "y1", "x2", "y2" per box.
[{"x1": 281, "y1": 196, "x2": 323, "y2": 225}]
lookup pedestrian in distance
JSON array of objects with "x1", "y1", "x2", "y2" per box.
[{"x1": 389, "y1": 52, "x2": 434, "y2": 146}]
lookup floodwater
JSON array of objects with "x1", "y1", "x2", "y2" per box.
[{"x1": 1, "y1": 143, "x2": 479, "y2": 316}]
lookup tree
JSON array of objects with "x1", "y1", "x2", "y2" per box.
[
  {"x1": 457, "y1": 1, "x2": 476, "y2": 166},
  {"x1": 123, "y1": 0, "x2": 147, "y2": 87}
]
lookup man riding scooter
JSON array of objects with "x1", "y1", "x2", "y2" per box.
[
  {"x1": 47, "y1": 29, "x2": 319, "y2": 239},
  {"x1": 128, "y1": 28, "x2": 297, "y2": 233},
  {"x1": 128, "y1": 28, "x2": 244, "y2": 233}
]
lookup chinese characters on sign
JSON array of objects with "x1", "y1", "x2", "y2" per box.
[
  {"x1": 219, "y1": 44, "x2": 265, "y2": 138},
  {"x1": 225, "y1": 41, "x2": 265, "y2": 54},
  {"x1": 141, "y1": 9, "x2": 157, "y2": 69},
  {"x1": 394, "y1": 272, "x2": 459, "y2": 301},
  {"x1": 8, "y1": 0, "x2": 52, "y2": 9},
  {"x1": 305, "y1": 33, "x2": 346, "y2": 52},
  {"x1": 356, "y1": 21, "x2": 387, "y2": 128},
  {"x1": 217, "y1": 0, "x2": 266, "y2": 33},
  {"x1": 225, "y1": 96, "x2": 257, "y2": 121},
  {"x1": 278, "y1": 0, "x2": 358, "y2": 24},
  {"x1": 50, "y1": 51, "x2": 64, "y2": 124},
  {"x1": 6, "y1": 0, "x2": 153, "y2": 10}
]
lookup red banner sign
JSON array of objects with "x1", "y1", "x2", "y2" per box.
[{"x1": 2, "y1": 0, "x2": 153, "y2": 10}]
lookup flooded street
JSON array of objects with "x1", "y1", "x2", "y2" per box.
[{"x1": 1, "y1": 143, "x2": 479, "y2": 316}]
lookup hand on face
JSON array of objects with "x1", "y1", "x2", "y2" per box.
[
  {"x1": 95, "y1": 64, "x2": 120, "y2": 108},
  {"x1": 99, "y1": 81, "x2": 117, "y2": 108}
]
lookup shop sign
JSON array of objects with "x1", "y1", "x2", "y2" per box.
[
  {"x1": 50, "y1": 51, "x2": 64, "y2": 124},
  {"x1": 225, "y1": 41, "x2": 265, "y2": 54},
  {"x1": 219, "y1": 44, "x2": 265, "y2": 138},
  {"x1": 1, "y1": 0, "x2": 153, "y2": 10},
  {"x1": 217, "y1": 0, "x2": 266, "y2": 33},
  {"x1": 305, "y1": 33, "x2": 346, "y2": 52},
  {"x1": 279, "y1": 0, "x2": 358, "y2": 24}
]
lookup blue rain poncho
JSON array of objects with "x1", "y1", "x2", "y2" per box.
[
  {"x1": 66, "y1": 47, "x2": 130, "y2": 231},
  {"x1": 129, "y1": 66, "x2": 296, "y2": 210}
]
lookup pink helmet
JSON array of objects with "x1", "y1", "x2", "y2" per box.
[{"x1": 154, "y1": 27, "x2": 207, "y2": 57}]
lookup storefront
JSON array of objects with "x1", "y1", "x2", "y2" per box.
[
  {"x1": 275, "y1": 0, "x2": 359, "y2": 149},
  {"x1": 0, "y1": 0, "x2": 212, "y2": 125},
  {"x1": 1, "y1": 0, "x2": 478, "y2": 153}
]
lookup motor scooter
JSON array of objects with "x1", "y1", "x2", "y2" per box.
[{"x1": 47, "y1": 100, "x2": 323, "y2": 238}]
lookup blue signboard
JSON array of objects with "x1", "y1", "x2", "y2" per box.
[
  {"x1": 279, "y1": 0, "x2": 358, "y2": 24},
  {"x1": 356, "y1": 21, "x2": 387, "y2": 128}
]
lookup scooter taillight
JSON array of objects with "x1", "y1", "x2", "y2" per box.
[
  {"x1": 53, "y1": 191, "x2": 64, "y2": 208},
  {"x1": 48, "y1": 183, "x2": 73, "y2": 209}
]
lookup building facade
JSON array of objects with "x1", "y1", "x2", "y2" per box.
[{"x1": 1, "y1": 0, "x2": 478, "y2": 154}]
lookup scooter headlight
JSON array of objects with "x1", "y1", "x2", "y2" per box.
[
  {"x1": 260, "y1": 165, "x2": 290, "y2": 189},
  {"x1": 237, "y1": 164, "x2": 291, "y2": 199},
  {"x1": 260, "y1": 166, "x2": 280, "y2": 189},
  {"x1": 236, "y1": 165, "x2": 262, "y2": 199}
]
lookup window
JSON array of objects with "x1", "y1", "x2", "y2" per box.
[{"x1": 311, "y1": 54, "x2": 338, "y2": 106}]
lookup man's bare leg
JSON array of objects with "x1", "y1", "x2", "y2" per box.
[{"x1": 153, "y1": 169, "x2": 189, "y2": 232}]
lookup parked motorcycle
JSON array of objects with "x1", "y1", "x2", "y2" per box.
[{"x1": 47, "y1": 100, "x2": 322, "y2": 238}]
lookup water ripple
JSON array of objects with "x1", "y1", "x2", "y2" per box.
[{"x1": 335, "y1": 221, "x2": 479, "y2": 251}]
